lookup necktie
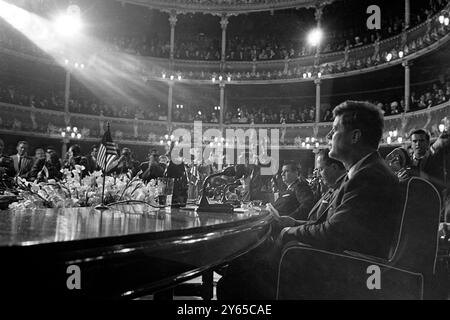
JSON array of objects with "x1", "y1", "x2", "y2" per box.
[{"x1": 18, "y1": 156, "x2": 22, "y2": 173}]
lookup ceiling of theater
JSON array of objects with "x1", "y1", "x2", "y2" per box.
[{"x1": 115, "y1": 0, "x2": 336, "y2": 15}]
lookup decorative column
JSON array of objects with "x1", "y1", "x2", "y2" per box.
[
  {"x1": 315, "y1": 78, "x2": 321, "y2": 123},
  {"x1": 403, "y1": 61, "x2": 411, "y2": 112},
  {"x1": 220, "y1": 14, "x2": 229, "y2": 67},
  {"x1": 219, "y1": 82, "x2": 225, "y2": 130},
  {"x1": 314, "y1": 5, "x2": 324, "y2": 67},
  {"x1": 64, "y1": 70, "x2": 71, "y2": 114},
  {"x1": 405, "y1": 0, "x2": 411, "y2": 29},
  {"x1": 168, "y1": 81, "x2": 173, "y2": 124},
  {"x1": 169, "y1": 11, "x2": 177, "y2": 61}
]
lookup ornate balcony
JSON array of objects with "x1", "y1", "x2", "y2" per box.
[
  {"x1": 117, "y1": 0, "x2": 334, "y2": 15},
  {"x1": 1, "y1": 100, "x2": 448, "y2": 149}
]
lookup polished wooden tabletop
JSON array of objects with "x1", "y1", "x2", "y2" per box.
[
  {"x1": 0, "y1": 204, "x2": 273, "y2": 299},
  {"x1": 0, "y1": 205, "x2": 268, "y2": 247}
]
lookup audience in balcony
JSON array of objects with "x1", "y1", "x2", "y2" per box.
[{"x1": 1, "y1": 0, "x2": 447, "y2": 63}]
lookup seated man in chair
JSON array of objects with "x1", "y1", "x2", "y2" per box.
[{"x1": 217, "y1": 101, "x2": 403, "y2": 300}]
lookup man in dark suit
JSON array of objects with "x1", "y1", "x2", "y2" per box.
[
  {"x1": 399, "y1": 129, "x2": 449, "y2": 197},
  {"x1": 10, "y1": 140, "x2": 33, "y2": 179},
  {"x1": 270, "y1": 161, "x2": 314, "y2": 220},
  {"x1": 29, "y1": 147, "x2": 62, "y2": 182},
  {"x1": 217, "y1": 101, "x2": 402, "y2": 299},
  {"x1": 63, "y1": 144, "x2": 89, "y2": 177},
  {"x1": 398, "y1": 128, "x2": 449, "y2": 221},
  {"x1": 139, "y1": 152, "x2": 164, "y2": 183},
  {"x1": 110, "y1": 147, "x2": 140, "y2": 176},
  {"x1": 85, "y1": 145, "x2": 99, "y2": 173}
]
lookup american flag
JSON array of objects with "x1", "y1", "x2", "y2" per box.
[{"x1": 97, "y1": 125, "x2": 118, "y2": 172}]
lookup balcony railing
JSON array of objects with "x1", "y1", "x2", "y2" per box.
[{"x1": 1, "y1": 101, "x2": 448, "y2": 149}]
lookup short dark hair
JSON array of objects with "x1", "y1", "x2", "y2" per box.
[
  {"x1": 318, "y1": 148, "x2": 345, "y2": 170},
  {"x1": 69, "y1": 144, "x2": 81, "y2": 156},
  {"x1": 46, "y1": 145, "x2": 57, "y2": 153},
  {"x1": 282, "y1": 161, "x2": 300, "y2": 172},
  {"x1": 409, "y1": 128, "x2": 430, "y2": 141},
  {"x1": 17, "y1": 140, "x2": 28, "y2": 147},
  {"x1": 333, "y1": 101, "x2": 384, "y2": 149}
]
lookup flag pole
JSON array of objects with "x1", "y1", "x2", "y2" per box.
[{"x1": 96, "y1": 122, "x2": 110, "y2": 211}]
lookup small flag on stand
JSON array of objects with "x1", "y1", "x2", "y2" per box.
[
  {"x1": 96, "y1": 123, "x2": 118, "y2": 210},
  {"x1": 97, "y1": 124, "x2": 118, "y2": 173}
]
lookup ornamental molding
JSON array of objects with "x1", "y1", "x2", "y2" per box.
[{"x1": 117, "y1": 0, "x2": 335, "y2": 15}]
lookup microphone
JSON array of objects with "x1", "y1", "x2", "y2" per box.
[
  {"x1": 198, "y1": 165, "x2": 242, "y2": 213},
  {"x1": 221, "y1": 180, "x2": 241, "y2": 203}
]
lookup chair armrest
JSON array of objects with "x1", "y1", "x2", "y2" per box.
[{"x1": 343, "y1": 250, "x2": 389, "y2": 265}]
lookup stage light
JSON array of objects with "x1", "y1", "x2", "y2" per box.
[
  {"x1": 53, "y1": 11, "x2": 82, "y2": 38},
  {"x1": 170, "y1": 75, "x2": 174, "y2": 81},
  {"x1": 307, "y1": 72, "x2": 312, "y2": 78},
  {"x1": 227, "y1": 76, "x2": 231, "y2": 82},
  {"x1": 212, "y1": 77, "x2": 216, "y2": 83},
  {"x1": 387, "y1": 136, "x2": 392, "y2": 144},
  {"x1": 439, "y1": 124, "x2": 445, "y2": 133},
  {"x1": 399, "y1": 51, "x2": 404, "y2": 58},
  {"x1": 64, "y1": 59, "x2": 69, "y2": 65},
  {"x1": 303, "y1": 73, "x2": 307, "y2": 79},
  {"x1": 386, "y1": 53, "x2": 393, "y2": 62},
  {"x1": 219, "y1": 75, "x2": 223, "y2": 81},
  {"x1": 177, "y1": 75, "x2": 181, "y2": 81},
  {"x1": 318, "y1": 72, "x2": 322, "y2": 78},
  {"x1": 307, "y1": 28, "x2": 323, "y2": 47},
  {"x1": 162, "y1": 73, "x2": 166, "y2": 79},
  {"x1": 439, "y1": 15, "x2": 445, "y2": 24},
  {"x1": 71, "y1": 132, "x2": 75, "y2": 138},
  {"x1": 445, "y1": 17, "x2": 450, "y2": 26},
  {"x1": 397, "y1": 137, "x2": 403, "y2": 143}
]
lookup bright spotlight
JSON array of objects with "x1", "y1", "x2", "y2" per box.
[
  {"x1": 445, "y1": 17, "x2": 450, "y2": 26},
  {"x1": 54, "y1": 13, "x2": 82, "y2": 37},
  {"x1": 386, "y1": 53, "x2": 393, "y2": 62},
  {"x1": 399, "y1": 51, "x2": 404, "y2": 58},
  {"x1": 307, "y1": 28, "x2": 323, "y2": 46},
  {"x1": 303, "y1": 73, "x2": 307, "y2": 79},
  {"x1": 439, "y1": 15, "x2": 445, "y2": 24}
]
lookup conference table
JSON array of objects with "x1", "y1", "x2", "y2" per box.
[{"x1": 0, "y1": 204, "x2": 272, "y2": 299}]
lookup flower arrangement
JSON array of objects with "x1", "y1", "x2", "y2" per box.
[{"x1": 8, "y1": 165, "x2": 159, "y2": 211}]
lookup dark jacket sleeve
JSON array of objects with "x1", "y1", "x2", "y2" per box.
[
  {"x1": 28, "y1": 158, "x2": 45, "y2": 180},
  {"x1": 282, "y1": 167, "x2": 401, "y2": 258},
  {"x1": 289, "y1": 181, "x2": 315, "y2": 220}
]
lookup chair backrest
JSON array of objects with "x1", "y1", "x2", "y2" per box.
[{"x1": 388, "y1": 177, "x2": 441, "y2": 276}]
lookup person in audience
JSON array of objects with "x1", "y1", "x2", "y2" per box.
[
  {"x1": 33, "y1": 147, "x2": 45, "y2": 161},
  {"x1": 217, "y1": 101, "x2": 403, "y2": 300},
  {"x1": 63, "y1": 144, "x2": 89, "y2": 177},
  {"x1": 29, "y1": 146, "x2": 62, "y2": 182},
  {"x1": 10, "y1": 140, "x2": 33, "y2": 179},
  {"x1": 0, "y1": 138, "x2": 14, "y2": 178},
  {"x1": 85, "y1": 145, "x2": 99, "y2": 173},
  {"x1": 398, "y1": 128, "x2": 449, "y2": 215},
  {"x1": 139, "y1": 152, "x2": 164, "y2": 183},
  {"x1": 269, "y1": 161, "x2": 314, "y2": 220},
  {"x1": 110, "y1": 147, "x2": 140, "y2": 176}
]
